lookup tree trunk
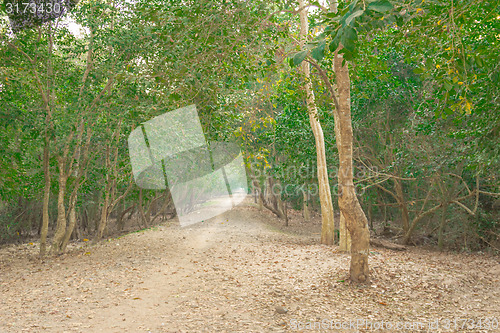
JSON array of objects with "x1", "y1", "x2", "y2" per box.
[
  {"x1": 151, "y1": 191, "x2": 159, "y2": 216},
  {"x1": 394, "y1": 179, "x2": 410, "y2": 234},
  {"x1": 117, "y1": 204, "x2": 135, "y2": 230},
  {"x1": 39, "y1": 127, "x2": 51, "y2": 256},
  {"x1": 38, "y1": 27, "x2": 54, "y2": 257},
  {"x1": 438, "y1": 203, "x2": 449, "y2": 250},
  {"x1": 258, "y1": 190, "x2": 263, "y2": 211},
  {"x1": 61, "y1": 198, "x2": 77, "y2": 252},
  {"x1": 50, "y1": 158, "x2": 68, "y2": 254},
  {"x1": 138, "y1": 188, "x2": 150, "y2": 227},
  {"x1": 279, "y1": 199, "x2": 288, "y2": 226},
  {"x1": 303, "y1": 188, "x2": 310, "y2": 221},
  {"x1": 338, "y1": 212, "x2": 351, "y2": 251},
  {"x1": 116, "y1": 200, "x2": 124, "y2": 228},
  {"x1": 298, "y1": 0, "x2": 335, "y2": 245},
  {"x1": 368, "y1": 200, "x2": 374, "y2": 231},
  {"x1": 96, "y1": 152, "x2": 111, "y2": 241},
  {"x1": 334, "y1": 44, "x2": 370, "y2": 282},
  {"x1": 97, "y1": 189, "x2": 110, "y2": 240}
]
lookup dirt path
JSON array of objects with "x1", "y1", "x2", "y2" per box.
[{"x1": 1, "y1": 200, "x2": 499, "y2": 332}]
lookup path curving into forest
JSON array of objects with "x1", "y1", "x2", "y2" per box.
[{"x1": 1, "y1": 199, "x2": 499, "y2": 332}]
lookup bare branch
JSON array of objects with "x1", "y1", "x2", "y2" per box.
[
  {"x1": 306, "y1": 58, "x2": 341, "y2": 112},
  {"x1": 479, "y1": 190, "x2": 500, "y2": 197},
  {"x1": 79, "y1": 30, "x2": 94, "y2": 99},
  {"x1": 373, "y1": 182, "x2": 398, "y2": 202},
  {"x1": 452, "y1": 200, "x2": 475, "y2": 215}
]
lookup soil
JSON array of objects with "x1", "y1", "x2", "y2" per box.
[{"x1": 1, "y1": 198, "x2": 499, "y2": 332}]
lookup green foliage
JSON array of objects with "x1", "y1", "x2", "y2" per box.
[
  {"x1": 0, "y1": 0, "x2": 497, "y2": 251},
  {"x1": 367, "y1": 0, "x2": 393, "y2": 13},
  {"x1": 321, "y1": 0, "x2": 395, "y2": 61},
  {"x1": 292, "y1": 50, "x2": 308, "y2": 67},
  {"x1": 350, "y1": 19, "x2": 499, "y2": 249},
  {"x1": 0, "y1": 0, "x2": 275, "y2": 243}
]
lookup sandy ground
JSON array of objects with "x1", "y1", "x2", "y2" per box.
[{"x1": 1, "y1": 198, "x2": 499, "y2": 332}]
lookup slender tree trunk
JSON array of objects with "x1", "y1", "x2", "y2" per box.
[
  {"x1": 40, "y1": 126, "x2": 51, "y2": 256},
  {"x1": 97, "y1": 190, "x2": 110, "y2": 240},
  {"x1": 117, "y1": 204, "x2": 134, "y2": 230},
  {"x1": 326, "y1": 0, "x2": 369, "y2": 281},
  {"x1": 51, "y1": 158, "x2": 68, "y2": 253},
  {"x1": 138, "y1": 188, "x2": 150, "y2": 227},
  {"x1": 298, "y1": 0, "x2": 335, "y2": 245},
  {"x1": 303, "y1": 188, "x2": 310, "y2": 221},
  {"x1": 61, "y1": 196, "x2": 77, "y2": 252},
  {"x1": 39, "y1": 26, "x2": 54, "y2": 257},
  {"x1": 334, "y1": 50, "x2": 370, "y2": 282},
  {"x1": 258, "y1": 190, "x2": 263, "y2": 211},
  {"x1": 151, "y1": 191, "x2": 159, "y2": 216},
  {"x1": 265, "y1": 176, "x2": 272, "y2": 204},
  {"x1": 117, "y1": 201, "x2": 124, "y2": 229},
  {"x1": 126, "y1": 204, "x2": 136, "y2": 221},
  {"x1": 279, "y1": 198, "x2": 288, "y2": 226},
  {"x1": 149, "y1": 192, "x2": 171, "y2": 225},
  {"x1": 283, "y1": 200, "x2": 288, "y2": 226},
  {"x1": 394, "y1": 179, "x2": 410, "y2": 234},
  {"x1": 438, "y1": 203, "x2": 449, "y2": 250},
  {"x1": 96, "y1": 144, "x2": 112, "y2": 240}
]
